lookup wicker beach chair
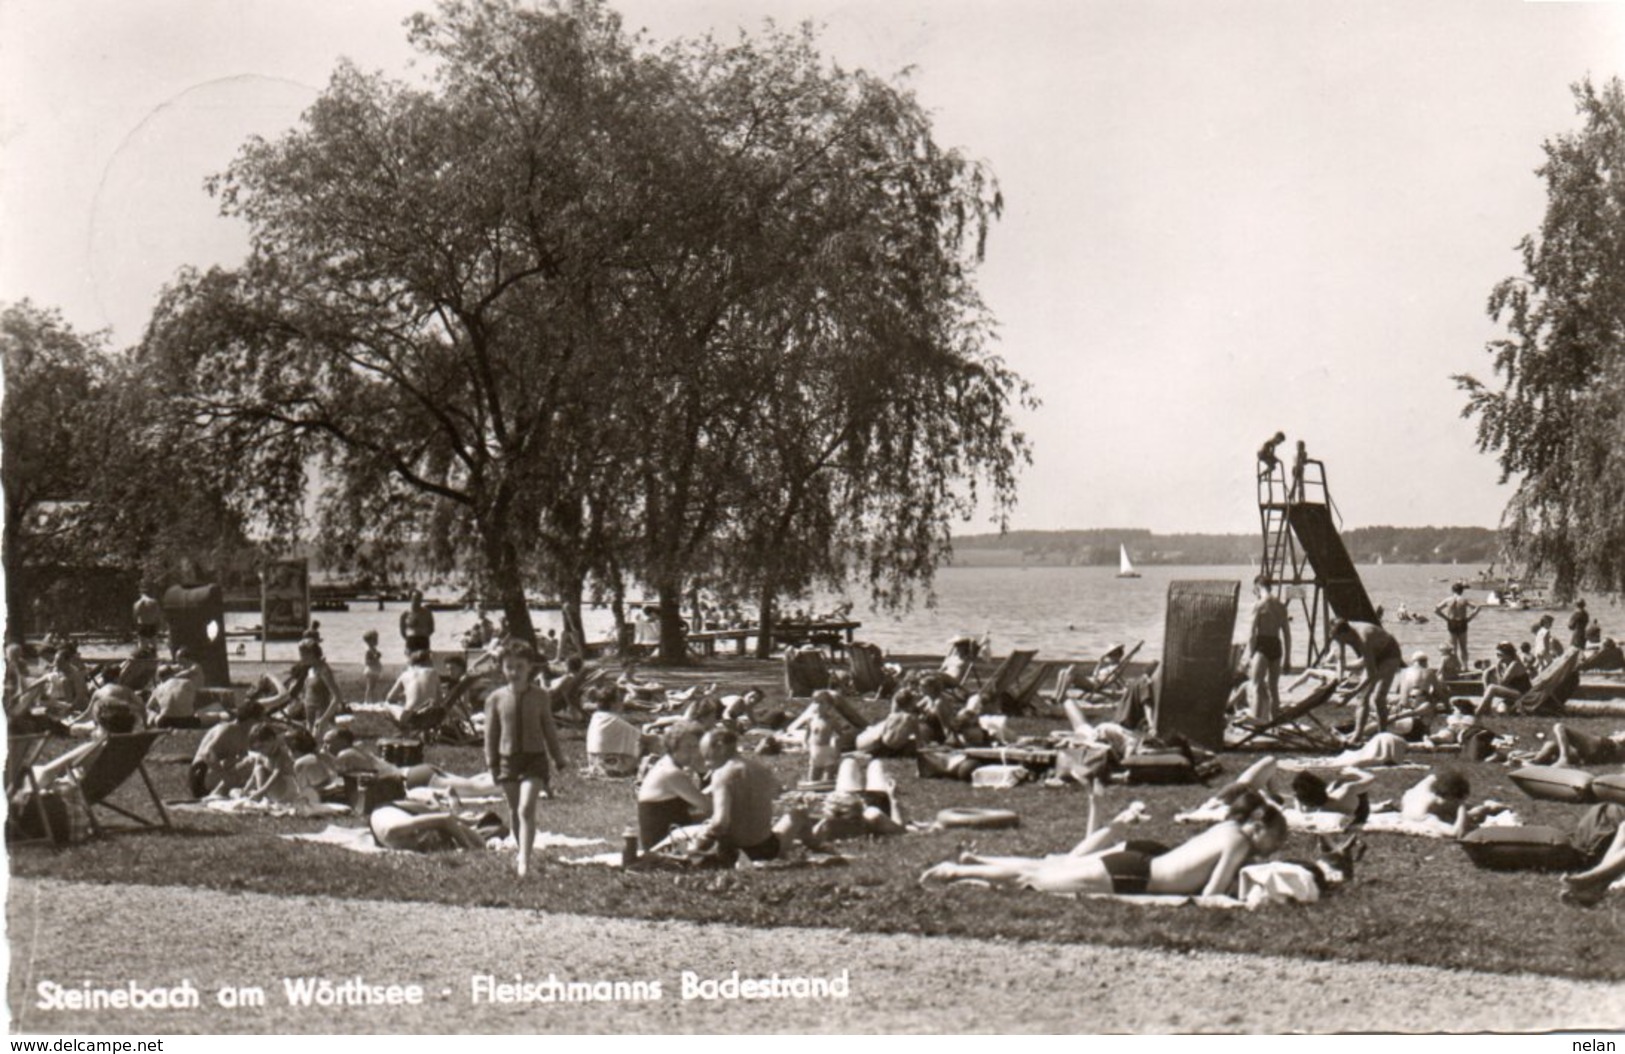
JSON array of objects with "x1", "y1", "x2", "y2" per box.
[{"x1": 1152, "y1": 580, "x2": 1241, "y2": 752}]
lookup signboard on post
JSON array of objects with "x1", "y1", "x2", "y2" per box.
[{"x1": 260, "y1": 559, "x2": 310, "y2": 656}]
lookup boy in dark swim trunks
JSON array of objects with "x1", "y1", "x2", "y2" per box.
[{"x1": 483, "y1": 641, "x2": 567, "y2": 878}]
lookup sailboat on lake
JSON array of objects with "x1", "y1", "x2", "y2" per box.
[{"x1": 1117, "y1": 544, "x2": 1142, "y2": 579}]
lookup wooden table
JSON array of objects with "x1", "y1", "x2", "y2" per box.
[{"x1": 686, "y1": 620, "x2": 862, "y2": 658}]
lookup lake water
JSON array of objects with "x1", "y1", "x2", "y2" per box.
[{"x1": 226, "y1": 564, "x2": 1591, "y2": 667}]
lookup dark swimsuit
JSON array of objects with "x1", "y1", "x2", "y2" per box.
[
  {"x1": 1446, "y1": 617, "x2": 1469, "y2": 637},
  {"x1": 638, "y1": 797, "x2": 696, "y2": 851},
  {"x1": 1251, "y1": 636, "x2": 1282, "y2": 662},
  {"x1": 1098, "y1": 839, "x2": 1172, "y2": 895}
]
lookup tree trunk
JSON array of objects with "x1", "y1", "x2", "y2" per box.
[
  {"x1": 754, "y1": 584, "x2": 776, "y2": 659},
  {"x1": 656, "y1": 577, "x2": 688, "y2": 665},
  {"x1": 3, "y1": 502, "x2": 29, "y2": 642},
  {"x1": 558, "y1": 572, "x2": 586, "y2": 660},
  {"x1": 480, "y1": 525, "x2": 535, "y2": 647}
]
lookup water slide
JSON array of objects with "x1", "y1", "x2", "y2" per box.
[{"x1": 1286, "y1": 502, "x2": 1381, "y2": 623}]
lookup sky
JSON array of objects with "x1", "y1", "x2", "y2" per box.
[{"x1": 3, "y1": 0, "x2": 1623, "y2": 536}]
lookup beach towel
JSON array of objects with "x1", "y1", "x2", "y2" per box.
[
  {"x1": 285, "y1": 825, "x2": 606, "y2": 855},
  {"x1": 1073, "y1": 893, "x2": 1247, "y2": 909},
  {"x1": 1175, "y1": 800, "x2": 1522, "y2": 837},
  {"x1": 169, "y1": 799, "x2": 352, "y2": 819}
]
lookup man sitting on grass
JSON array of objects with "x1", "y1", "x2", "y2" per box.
[
  {"x1": 386, "y1": 649, "x2": 443, "y2": 733},
  {"x1": 684, "y1": 728, "x2": 818, "y2": 866},
  {"x1": 189, "y1": 701, "x2": 265, "y2": 798}
]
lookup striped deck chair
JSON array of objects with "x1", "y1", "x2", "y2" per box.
[{"x1": 66, "y1": 730, "x2": 171, "y2": 836}]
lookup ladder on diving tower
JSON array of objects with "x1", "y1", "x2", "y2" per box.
[{"x1": 1256, "y1": 445, "x2": 1378, "y2": 668}]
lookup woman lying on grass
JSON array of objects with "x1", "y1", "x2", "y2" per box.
[
  {"x1": 920, "y1": 791, "x2": 1287, "y2": 897},
  {"x1": 366, "y1": 796, "x2": 490, "y2": 853},
  {"x1": 319, "y1": 729, "x2": 501, "y2": 805}
]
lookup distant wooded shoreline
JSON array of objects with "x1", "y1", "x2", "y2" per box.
[{"x1": 951, "y1": 526, "x2": 1499, "y2": 567}]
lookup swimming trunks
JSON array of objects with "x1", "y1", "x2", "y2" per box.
[
  {"x1": 1098, "y1": 840, "x2": 1172, "y2": 895},
  {"x1": 1446, "y1": 618, "x2": 1469, "y2": 637},
  {"x1": 493, "y1": 751, "x2": 549, "y2": 783},
  {"x1": 1251, "y1": 636, "x2": 1283, "y2": 662},
  {"x1": 1099, "y1": 850, "x2": 1155, "y2": 895}
]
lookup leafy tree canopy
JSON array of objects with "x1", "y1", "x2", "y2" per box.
[
  {"x1": 144, "y1": 0, "x2": 1030, "y2": 656},
  {"x1": 1458, "y1": 76, "x2": 1625, "y2": 600}
]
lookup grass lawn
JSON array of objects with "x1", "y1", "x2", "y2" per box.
[{"x1": 11, "y1": 657, "x2": 1625, "y2": 982}]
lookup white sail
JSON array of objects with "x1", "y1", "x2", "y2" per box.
[{"x1": 1117, "y1": 544, "x2": 1141, "y2": 578}]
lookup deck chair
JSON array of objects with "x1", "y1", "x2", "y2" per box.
[
  {"x1": 1152, "y1": 580, "x2": 1241, "y2": 752},
  {"x1": 6, "y1": 733, "x2": 56, "y2": 845},
  {"x1": 978, "y1": 649, "x2": 1037, "y2": 709},
  {"x1": 940, "y1": 636, "x2": 982, "y2": 688},
  {"x1": 785, "y1": 646, "x2": 833, "y2": 698},
  {"x1": 1229, "y1": 677, "x2": 1345, "y2": 753},
  {"x1": 847, "y1": 642, "x2": 887, "y2": 695},
  {"x1": 66, "y1": 730, "x2": 171, "y2": 836},
  {"x1": 1009, "y1": 661, "x2": 1053, "y2": 713},
  {"x1": 1516, "y1": 649, "x2": 1581, "y2": 716}
]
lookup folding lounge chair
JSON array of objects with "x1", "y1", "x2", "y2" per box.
[
  {"x1": 6, "y1": 733, "x2": 56, "y2": 845},
  {"x1": 1229, "y1": 678, "x2": 1345, "y2": 753},
  {"x1": 847, "y1": 642, "x2": 887, "y2": 696},
  {"x1": 978, "y1": 649, "x2": 1038, "y2": 709},
  {"x1": 1516, "y1": 649, "x2": 1582, "y2": 716},
  {"x1": 1085, "y1": 641, "x2": 1144, "y2": 696},
  {"x1": 940, "y1": 636, "x2": 982, "y2": 688},
  {"x1": 1009, "y1": 661, "x2": 1053, "y2": 713},
  {"x1": 66, "y1": 730, "x2": 171, "y2": 836}
]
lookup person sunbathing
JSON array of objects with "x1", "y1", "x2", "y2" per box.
[
  {"x1": 920, "y1": 791, "x2": 1288, "y2": 897},
  {"x1": 1527, "y1": 723, "x2": 1625, "y2": 768},
  {"x1": 1290, "y1": 768, "x2": 1375, "y2": 824},
  {"x1": 586, "y1": 691, "x2": 642, "y2": 777},
  {"x1": 234, "y1": 723, "x2": 318, "y2": 806},
  {"x1": 385, "y1": 649, "x2": 443, "y2": 732},
  {"x1": 854, "y1": 690, "x2": 923, "y2": 757},
  {"x1": 29, "y1": 698, "x2": 140, "y2": 788},
  {"x1": 664, "y1": 729, "x2": 820, "y2": 865},
  {"x1": 1560, "y1": 803, "x2": 1625, "y2": 906},
  {"x1": 809, "y1": 758, "x2": 908, "y2": 842},
  {"x1": 189, "y1": 701, "x2": 265, "y2": 797},
  {"x1": 320, "y1": 728, "x2": 498, "y2": 797},
  {"x1": 367, "y1": 798, "x2": 489, "y2": 852},
  {"x1": 635, "y1": 721, "x2": 712, "y2": 851},
  {"x1": 1323, "y1": 731, "x2": 1410, "y2": 768},
  {"x1": 1476, "y1": 642, "x2": 1533, "y2": 716},
  {"x1": 1399, "y1": 768, "x2": 1497, "y2": 837},
  {"x1": 289, "y1": 727, "x2": 348, "y2": 804}
]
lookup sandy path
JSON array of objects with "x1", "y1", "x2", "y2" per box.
[{"x1": 7, "y1": 878, "x2": 1621, "y2": 1034}]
